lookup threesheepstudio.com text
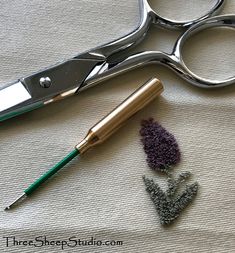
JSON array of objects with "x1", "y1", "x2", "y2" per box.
[{"x1": 3, "y1": 236, "x2": 123, "y2": 250}]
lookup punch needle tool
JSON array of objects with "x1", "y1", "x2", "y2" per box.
[
  {"x1": 0, "y1": 0, "x2": 234, "y2": 122},
  {"x1": 5, "y1": 77, "x2": 163, "y2": 210}
]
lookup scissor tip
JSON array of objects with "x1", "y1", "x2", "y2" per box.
[{"x1": 4, "y1": 206, "x2": 10, "y2": 211}]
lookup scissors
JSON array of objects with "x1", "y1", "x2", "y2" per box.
[{"x1": 0, "y1": 0, "x2": 234, "y2": 122}]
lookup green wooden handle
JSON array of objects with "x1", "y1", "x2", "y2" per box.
[{"x1": 24, "y1": 149, "x2": 79, "y2": 195}]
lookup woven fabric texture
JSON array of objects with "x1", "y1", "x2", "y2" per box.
[{"x1": 0, "y1": 0, "x2": 235, "y2": 252}]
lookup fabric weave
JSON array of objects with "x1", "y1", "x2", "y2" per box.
[{"x1": 0, "y1": 1, "x2": 235, "y2": 252}]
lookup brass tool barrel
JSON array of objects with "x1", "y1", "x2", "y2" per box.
[{"x1": 76, "y1": 77, "x2": 164, "y2": 154}]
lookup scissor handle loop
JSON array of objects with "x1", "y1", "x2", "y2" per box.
[
  {"x1": 172, "y1": 15, "x2": 235, "y2": 88},
  {"x1": 142, "y1": 0, "x2": 226, "y2": 29},
  {"x1": 89, "y1": 0, "x2": 225, "y2": 58}
]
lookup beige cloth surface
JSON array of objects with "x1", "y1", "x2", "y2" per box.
[{"x1": 0, "y1": 0, "x2": 235, "y2": 252}]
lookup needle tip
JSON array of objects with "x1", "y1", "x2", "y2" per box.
[{"x1": 4, "y1": 193, "x2": 27, "y2": 211}]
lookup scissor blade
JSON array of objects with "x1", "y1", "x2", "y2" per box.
[
  {"x1": 0, "y1": 81, "x2": 31, "y2": 112},
  {"x1": 0, "y1": 57, "x2": 105, "y2": 122}
]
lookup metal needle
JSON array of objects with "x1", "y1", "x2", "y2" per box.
[
  {"x1": 5, "y1": 193, "x2": 27, "y2": 211},
  {"x1": 4, "y1": 78, "x2": 163, "y2": 210}
]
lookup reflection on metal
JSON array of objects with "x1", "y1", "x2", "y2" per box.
[{"x1": 0, "y1": 82, "x2": 31, "y2": 112}]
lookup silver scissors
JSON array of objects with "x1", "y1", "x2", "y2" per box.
[{"x1": 0, "y1": 0, "x2": 234, "y2": 122}]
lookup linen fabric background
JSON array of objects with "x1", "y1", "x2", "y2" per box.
[{"x1": 0, "y1": 0, "x2": 235, "y2": 252}]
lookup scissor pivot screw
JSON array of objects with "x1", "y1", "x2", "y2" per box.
[{"x1": 39, "y1": 77, "x2": 52, "y2": 88}]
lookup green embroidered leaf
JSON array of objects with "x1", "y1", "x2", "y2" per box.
[{"x1": 143, "y1": 175, "x2": 199, "y2": 225}]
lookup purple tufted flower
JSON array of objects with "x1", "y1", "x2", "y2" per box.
[{"x1": 140, "y1": 118, "x2": 181, "y2": 173}]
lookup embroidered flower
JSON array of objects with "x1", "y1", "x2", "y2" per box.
[
  {"x1": 140, "y1": 118, "x2": 181, "y2": 173},
  {"x1": 141, "y1": 118, "x2": 199, "y2": 225}
]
